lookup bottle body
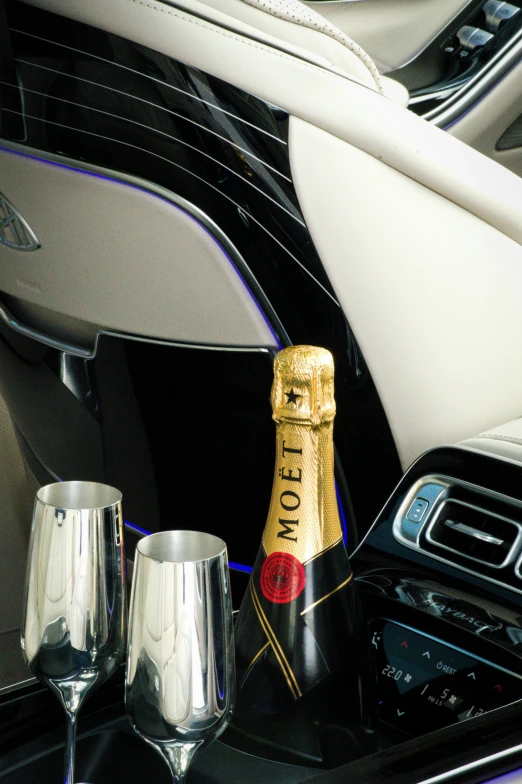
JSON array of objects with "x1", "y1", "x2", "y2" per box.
[{"x1": 228, "y1": 346, "x2": 373, "y2": 767}]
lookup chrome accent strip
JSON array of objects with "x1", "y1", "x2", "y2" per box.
[
  {"x1": 392, "y1": 474, "x2": 522, "y2": 595},
  {"x1": 426, "y1": 498, "x2": 522, "y2": 569},
  {"x1": 0, "y1": 140, "x2": 292, "y2": 356},
  {"x1": 0, "y1": 80, "x2": 302, "y2": 223},
  {"x1": 417, "y1": 745, "x2": 522, "y2": 784},
  {"x1": 15, "y1": 58, "x2": 291, "y2": 182},
  {"x1": 0, "y1": 676, "x2": 37, "y2": 696},
  {"x1": 0, "y1": 299, "x2": 92, "y2": 358},
  {"x1": 424, "y1": 26, "x2": 522, "y2": 126},
  {"x1": 443, "y1": 519, "x2": 505, "y2": 546},
  {"x1": 408, "y1": 85, "x2": 462, "y2": 105},
  {"x1": 0, "y1": 291, "x2": 276, "y2": 359},
  {"x1": 1, "y1": 111, "x2": 340, "y2": 307},
  {"x1": 11, "y1": 28, "x2": 286, "y2": 143}
]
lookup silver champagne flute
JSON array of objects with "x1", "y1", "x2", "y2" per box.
[
  {"x1": 21, "y1": 481, "x2": 127, "y2": 784},
  {"x1": 126, "y1": 530, "x2": 235, "y2": 784}
]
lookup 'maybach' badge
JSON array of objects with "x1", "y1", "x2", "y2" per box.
[{"x1": 0, "y1": 192, "x2": 40, "y2": 251}]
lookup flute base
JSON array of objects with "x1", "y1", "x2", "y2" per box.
[{"x1": 0, "y1": 718, "x2": 319, "y2": 783}]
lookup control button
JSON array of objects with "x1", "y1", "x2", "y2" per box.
[
  {"x1": 483, "y1": 0, "x2": 520, "y2": 33},
  {"x1": 457, "y1": 25, "x2": 494, "y2": 51},
  {"x1": 406, "y1": 497, "x2": 429, "y2": 523}
]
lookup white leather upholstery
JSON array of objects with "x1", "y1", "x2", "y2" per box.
[
  {"x1": 459, "y1": 419, "x2": 522, "y2": 466},
  {"x1": 0, "y1": 148, "x2": 278, "y2": 350},
  {"x1": 240, "y1": 0, "x2": 383, "y2": 91},
  {"x1": 449, "y1": 57, "x2": 522, "y2": 179},
  {"x1": 200, "y1": 0, "x2": 409, "y2": 103},
  {"x1": 20, "y1": 0, "x2": 522, "y2": 473},
  {"x1": 290, "y1": 116, "x2": 522, "y2": 470},
  {"x1": 20, "y1": 0, "x2": 522, "y2": 245}
]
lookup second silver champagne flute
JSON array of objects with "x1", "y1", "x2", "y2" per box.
[
  {"x1": 126, "y1": 530, "x2": 235, "y2": 784},
  {"x1": 21, "y1": 481, "x2": 127, "y2": 784}
]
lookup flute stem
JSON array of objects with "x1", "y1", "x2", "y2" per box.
[{"x1": 64, "y1": 712, "x2": 77, "y2": 784}]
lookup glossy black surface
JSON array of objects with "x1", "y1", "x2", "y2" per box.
[
  {"x1": 1, "y1": 0, "x2": 402, "y2": 537},
  {"x1": 371, "y1": 618, "x2": 522, "y2": 736}
]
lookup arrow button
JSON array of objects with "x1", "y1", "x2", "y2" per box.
[
  {"x1": 397, "y1": 709, "x2": 405, "y2": 717},
  {"x1": 467, "y1": 672, "x2": 476, "y2": 680},
  {"x1": 494, "y1": 684, "x2": 502, "y2": 692},
  {"x1": 422, "y1": 651, "x2": 431, "y2": 658}
]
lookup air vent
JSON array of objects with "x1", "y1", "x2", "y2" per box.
[
  {"x1": 426, "y1": 499, "x2": 520, "y2": 568},
  {"x1": 392, "y1": 475, "x2": 522, "y2": 595}
]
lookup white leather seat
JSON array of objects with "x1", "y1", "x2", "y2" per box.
[
  {"x1": 199, "y1": 0, "x2": 410, "y2": 105},
  {"x1": 18, "y1": 0, "x2": 522, "y2": 472}
]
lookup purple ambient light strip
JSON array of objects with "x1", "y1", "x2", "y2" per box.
[
  {"x1": 480, "y1": 768, "x2": 522, "y2": 784},
  {"x1": 125, "y1": 520, "x2": 253, "y2": 573}
]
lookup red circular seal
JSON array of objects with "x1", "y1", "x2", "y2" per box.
[{"x1": 260, "y1": 552, "x2": 306, "y2": 604}]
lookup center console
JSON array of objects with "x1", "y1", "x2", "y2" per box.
[
  {"x1": 351, "y1": 441, "x2": 522, "y2": 782},
  {"x1": 2, "y1": 440, "x2": 522, "y2": 783}
]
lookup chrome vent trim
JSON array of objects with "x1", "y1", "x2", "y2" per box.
[
  {"x1": 392, "y1": 474, "x2": 522, "y2": 595},
  {"x1": 426, "y1": 498, "x2": 522, "y2": 570}
]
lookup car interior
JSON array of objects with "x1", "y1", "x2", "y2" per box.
[{"x1": 2, "y1": 0, "x2": 522, "y2": 781}]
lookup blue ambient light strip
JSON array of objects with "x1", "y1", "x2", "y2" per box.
[
  {"x1": 336, "y1": 483, "x2": 348, "y2": 546},
  {"x1": 228, "y1": 562, "x2": 254, "y2": 574},
  {"x1": 480, "y1": 769, "x2": 522, "y2": 784},
  {"x1": 124, "y1": 520, "x2": 151, "y2": 538},
  {"x1": 125, "y1": 520, "x2": 253, "y2": 573}
]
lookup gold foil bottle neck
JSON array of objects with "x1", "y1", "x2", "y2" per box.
[{"x1": 271, "y1": 346, "x2": 335, "y2": 426}]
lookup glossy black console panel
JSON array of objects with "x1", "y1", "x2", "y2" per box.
[
  {"x1": 370, "y1": 618, "x2": 522, "y2": 736},
  {"x1": 0, "y1": 715, "x2": 319, "y2": 783}
]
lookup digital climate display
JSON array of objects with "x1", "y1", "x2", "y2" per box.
[{"x1": 371, "y1": 620, "x2": 522, "y2": 736}]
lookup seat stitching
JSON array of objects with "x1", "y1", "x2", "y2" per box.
[
  {"x1": 241, "y1": 0, "x2": 383, "y2": 93},
  {"x1": 123, "y1": 0, "x2": 379, "y2": 92},
  {"x1": 473, "y1": 433, "x2": 522, "y2": 447}
]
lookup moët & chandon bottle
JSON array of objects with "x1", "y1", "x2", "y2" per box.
[{"x1": 227, "y1": 345, "x2": 375, "y2": 768}]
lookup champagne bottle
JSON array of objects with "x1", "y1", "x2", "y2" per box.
[{"x1": 227, "y1": 345, "x2": 374, "y2": 768}]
